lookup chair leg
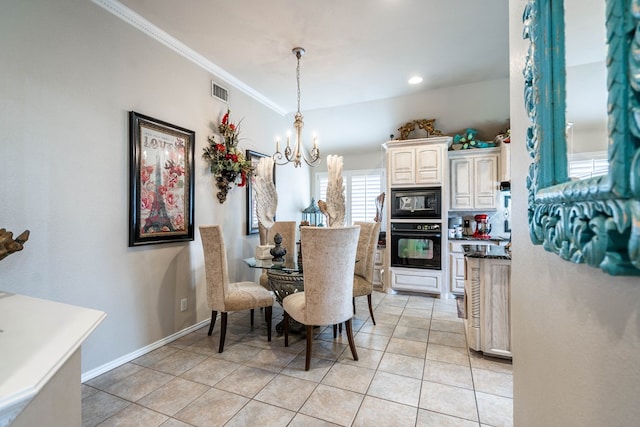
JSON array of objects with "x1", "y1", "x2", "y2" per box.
[
  {"x1": 283, "y1": 311, "x2": 289, "y2": 347},
  {"x1": 339, "y1": 323, "x2": 343, "y2": 334},
  {"x1": 305, "y1": 325, "x2": 314, "y2": 371},
  {"x1": 345, "y1": 318, "x2": 359, "y2": 362},
  {"x1": 218, "y1": 312, "x2": 228, "y2": 353},
  {"x1": 353, "y1": 297, "x2": 356, "y2": 314},
  {"x1": 207, "y1": 310, "x2": 217, "y2": 336},
  {"x1": 367, "y1": 294, "x2": 376, "y2": 325},
  {"x1": 250, "y1": 308, "x2": 255, "y2": 327},
  {"x1": 333, "y1": 324, "x2": 337, "y2": 338},
  {"x1": 265, "y1": 306, "x2": 272, "y2": 342}
]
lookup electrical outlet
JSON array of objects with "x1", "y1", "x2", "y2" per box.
[{"x1": 180, "y1": 298, "x2": 187, "y2": 312}]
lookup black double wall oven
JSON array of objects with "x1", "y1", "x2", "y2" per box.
[{"x1": 389, "y1": 187, "x2": 442, "y2": 270}]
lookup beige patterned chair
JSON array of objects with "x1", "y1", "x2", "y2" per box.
[
  {"x1": 259, "y1": 221, "x2": 297, "y2": 290},
  {"x1": 283, "y1": 226, "x2": 360, "y2": 371},
  {"x1": 199, "y1": 225, "x2": 274, "y2": 353},
  {"x1": 352, "y1": 221, "x2": 381, "y2": 325}
]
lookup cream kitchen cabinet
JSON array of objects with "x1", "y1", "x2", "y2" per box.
[
  {"x1": 448, "y1": 242, "x2": 466, "y2": 294},
  {"x1": 464, "y1": 256, "x2": 511, "y2": 359},
  {"x1": 449, "y1": 149, "x2": 499, "y2": 210},
  {"x1": 500, "y1": 143, "x2": 511, "y2": 182},
  {"x1": 449, "y1": 240, "x2": 498, "y2": 295},
  {"x1": 373, "y1": 246, "x2": 385, "y2": 289},
  {"x1": 385, "y1": 137, "x2": 450, "y2": 187}
]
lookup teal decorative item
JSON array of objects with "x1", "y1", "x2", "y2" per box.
[
  {"x1": 453, "y1": 128, "x2": 496, "y2": 150},
  {"x1": 523, "y1": 0, "x2": 640, "y2": 275}
]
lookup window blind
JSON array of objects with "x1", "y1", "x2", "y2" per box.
[{"x1": 316, "y1": 169, "x2": 383, "y2": 225}]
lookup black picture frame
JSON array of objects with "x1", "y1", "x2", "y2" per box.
[
  {"x1": 246, "y1": 150, "x2": 275, "y2": 235},
  {"x1": 129, "y1": 111, "x2": 195, "y2": 246}
]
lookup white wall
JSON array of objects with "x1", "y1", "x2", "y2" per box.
[
  {"x1": 509, "y1": 2, "x2": 640, "y2": 426},
  {"x1": 305, "y1": 78, "x2": 511, "y2": 155},
  {"x1": 0, "y1": 0, "x2": 307, "y2": 374}
]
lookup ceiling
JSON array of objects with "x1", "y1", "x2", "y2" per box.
[{"x1": 115, "y1": 0, "x2": 510, "y2": 115}]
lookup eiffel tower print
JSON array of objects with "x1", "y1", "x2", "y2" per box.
[{"x1": 142, "y1": 154, "x2": 175, "y2": 233}]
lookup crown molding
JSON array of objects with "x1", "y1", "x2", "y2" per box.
[{"x1": 91, "y1": 0, "x2": 287, "y2": 115}]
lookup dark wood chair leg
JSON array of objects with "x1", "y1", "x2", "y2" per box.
[
  {"x1": 250, "y1": 308, "x2": 255, "y2": 327},
  {"x1": 367, "y1": 294, "x2": 376, "y2": 325},
  {"x1": 339, "y1": 323, "x2": 343, "y2": 334},
  {"x1": 266, "y1": 306, "x2": 272, "y2": 342},
  {"x1": 207, "y1": 310, "x2": 217, "y2": 336},
  {"x1": 333, "y1": 324, "x2": 337, "y2": 338},
  {"x1": 345, "y1": 318, "x2": 359, "y2": 361},
  {"x1": 353, "y1": 297, "x2": 356, "y2": 314},
  {"x1": 283, "y1": 311, "x2": 289, "y2": 347},
  {"x1": 305, "y1": 325, "x2": 313, "y2": 371},
  {"x1": 218, "y1": 312, "x2": 228, "y2": 353}
]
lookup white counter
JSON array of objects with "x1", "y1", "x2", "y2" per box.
[{"x1": 0, "y1": 292, "x2": 105, "y2": 426}]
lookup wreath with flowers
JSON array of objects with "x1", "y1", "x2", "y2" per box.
[{"x1": 203, "y1": 109, "x2": 254, "y2": 203}]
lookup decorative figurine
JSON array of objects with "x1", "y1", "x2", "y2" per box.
[
  {"x1": 0, "y1": 228, "x2": 30, "y2": 261},
  {"x1": 269, "y1": 233, "x2": 287, "y2": 264}
]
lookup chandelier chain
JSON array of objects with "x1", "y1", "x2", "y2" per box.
[{"x1": 296, "y1": 51, "x2": 301, "y2": 114}]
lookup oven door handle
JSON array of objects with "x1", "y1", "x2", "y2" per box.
[{"x1": 394, "y1": 232, "x2": 441, "y2": 238}]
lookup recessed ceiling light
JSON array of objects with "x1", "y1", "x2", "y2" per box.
[{"x1": 408, "y1": 76, "x2": 423, "y2": 85}]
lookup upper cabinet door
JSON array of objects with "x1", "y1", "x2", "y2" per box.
[
  {"x1": 389, "y1": 148, "x2": 415, "y2": 186},
  {"x1": 450, "y1": 157, "x2": 474, "y2": 210},
  {"x1": 449, "y1": 150, "x2": 499, "y2": 210},
  {"x1": 474, "y1": 154, "x2": 498, "y2": 209},
  {"x1": 415, "y1": 145, "x2": 443, "y2": 185}
]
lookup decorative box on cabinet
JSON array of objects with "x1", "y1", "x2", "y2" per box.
[
  {"x1": 449, "y1": 149, "x2": 499, "y2": 210},
  {"x1": 385, "y1": 137, "x2": 451, "y2": 187}
]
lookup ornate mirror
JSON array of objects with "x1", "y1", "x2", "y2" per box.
[{"x1": 523, "y1": 0, "x2": 640, "y2": 275}]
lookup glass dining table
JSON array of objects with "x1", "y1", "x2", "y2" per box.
[{"x1": 243, "y1": 257, "x2": 305, "y2": 333}]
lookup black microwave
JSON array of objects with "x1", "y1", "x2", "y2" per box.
[{"x1": 390, "y1": 187, "x2": 441, "y2": 219}]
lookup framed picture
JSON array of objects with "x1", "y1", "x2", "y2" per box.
[
  {"x1": 129, "y1": 111, "x2": 195, "y2": 246},
  {"x1": 246, "y1": 150, "x2": 275, "y2": 235}
]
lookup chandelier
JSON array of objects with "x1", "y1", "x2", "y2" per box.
[{"x1": 273, "y1": 47, "x2": 320, "y2": 168}]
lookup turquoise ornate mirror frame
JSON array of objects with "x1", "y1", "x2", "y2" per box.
[{"x1": 523, "y1": 0, "x2": 640, "y2": 275}]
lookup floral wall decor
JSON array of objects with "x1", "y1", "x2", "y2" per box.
[{"x1": 203, "y1": 109, "x2": 254, "y2": 203}]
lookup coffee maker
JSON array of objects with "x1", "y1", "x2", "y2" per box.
[{"x1": 472, "y1": 214, "x2": 491, "y2": 239}]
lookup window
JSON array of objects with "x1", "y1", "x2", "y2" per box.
[
  {"x1": 568, "y1": 152, "x2": 608, "y2": 180},
  {"x1": 315, "y1": 169, "x2": 384, "y2": 225}
]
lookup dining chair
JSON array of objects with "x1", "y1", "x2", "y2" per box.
[
  {"x1": 352, "y1": 220, "x2": 381, "y2": 325},
  {"x1": 283, "y1": 226, "x2": 360, "y2": 371},
  {"x1": 259, "y1": 221, "x2": 297, "y2": 290},
  {"x1": 199, "y1": 225, "x2": 274, "y2": 353}
]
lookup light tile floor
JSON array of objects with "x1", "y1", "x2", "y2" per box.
[{"x1": 82, "y1": 292, "x2": 513, "y2": 427}]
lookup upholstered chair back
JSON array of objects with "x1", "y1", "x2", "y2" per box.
[
  {"x1": 353, "y1": 221, "x2": 381, "y2": 282},
  {"x1": 300, "y1": 226, "x2": 360, "y2": 325},
  {"x1": 267, "y1": 221, "x2": 297, "y2": 267},
  {"x1": 199, "y1": 225, "x2": 229, "y2": 312},
  {"x1": 259, "y1": 221, "x2": 298, "y2": 289}
]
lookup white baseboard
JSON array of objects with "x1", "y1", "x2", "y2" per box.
[{"x1": 81, "y1": 318, "x2": 210, "y2": 383}]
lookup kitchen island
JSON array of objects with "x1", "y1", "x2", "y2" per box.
[
  {"x1": 0, "y1": 292, "x2": 105, "y2": 427},
  {"x1": 463, "y1": 244, "x2": 511, "y2": 359}
]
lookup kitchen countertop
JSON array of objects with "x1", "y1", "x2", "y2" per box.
[
  {"x1": 463, "y1": 244, "x2": 512, "y2": 260},
  {"x1": 449, "y1": 236, "x2": 510, "y2": 243}
]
